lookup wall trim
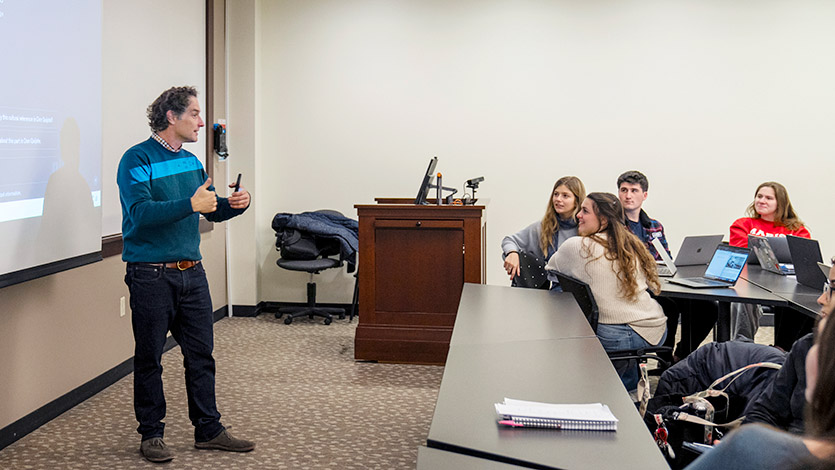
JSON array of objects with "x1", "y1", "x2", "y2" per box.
[{"x1": 0, "y1": 308, "x2": 228, "y2": 452}]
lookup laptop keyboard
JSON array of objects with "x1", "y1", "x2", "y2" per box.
[
  {"x1": 686, "y1": 278, "x2": 729, "y2": 287},
  {"x1": 657, "y1": 265, "x2": 673, "y2": 276}
]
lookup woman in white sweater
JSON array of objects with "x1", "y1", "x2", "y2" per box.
[{"x1": 547, "y1": 192, "x2": 667, "y2": 391}]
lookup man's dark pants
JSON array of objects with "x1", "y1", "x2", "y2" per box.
[{"x1": 125, "y1": 262, "x2": 223, "y2": 442}]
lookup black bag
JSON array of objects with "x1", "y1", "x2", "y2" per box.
[
  {"x1": 643, "y1": 361, "x2": 782, "y2": 469},
  {"x1": 276, "y1": 229, "x2": 339, "y2": 260}
]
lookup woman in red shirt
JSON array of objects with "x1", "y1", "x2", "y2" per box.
[
  {"x1": 730, "y1": 181, "x2": 810, "y2": 247},
  {"x1": 730, "y1": 181, "x2": 811, "y2": 349}
]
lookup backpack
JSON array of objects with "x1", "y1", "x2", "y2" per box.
[{"x1": 275, "y1": 229, "x2": 340, "y2": 260}]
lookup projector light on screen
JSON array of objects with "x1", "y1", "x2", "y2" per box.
[{"x1": 0, "y1": 0, "x2": 103, "y2": 287}]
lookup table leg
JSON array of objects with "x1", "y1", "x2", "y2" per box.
[{"x1": 716, "y1": 301, "x2": 731, "y2": 342}]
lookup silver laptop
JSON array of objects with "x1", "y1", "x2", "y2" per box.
[
  {"x1": 653, "y1": 238, "x2": 677, "y2": 277},
  {"x1": 748, "y1": 235, "x2": 794, "y2": 275},
  {"x1": 668, "y1": 244, "x2": 750, "y2": 289},
  {"x1": 673, "y1": 235, "x2": 725, "y2": 266}
]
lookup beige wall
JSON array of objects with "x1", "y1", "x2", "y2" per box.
[{"x1": 245, "y1": 0, "x2": 835, "y2": 300}]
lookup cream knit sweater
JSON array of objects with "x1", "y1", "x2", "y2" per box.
[{"x1": 548, "y1": 235, "x2": 666, "y2": 345}]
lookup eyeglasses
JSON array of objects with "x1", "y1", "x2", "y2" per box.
[{"x1": 825, "y1": 280, "x2": 833, "y2": 302}]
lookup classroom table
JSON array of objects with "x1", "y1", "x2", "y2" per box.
[
  {"x1": 427, "y1": 337, "x2": 669, "y2": 470},
  {"x1": 425, "y1": 283, "x2": 670, "y2": 470},
  {"x1": 417, "y1": 446, "x2": 523, "y2": 470},
  {"x1": 659, "y1": 265, "x2": 788, "y2": 341},
  {"x1": 741, "y1": 265, "x2": 822, "y2": 317},
  {"x1": 449, "y1": 284, "x2": 595, "y2": 345}
]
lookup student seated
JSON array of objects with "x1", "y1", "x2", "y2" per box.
[
  {"x1": 729, "y1": 181, "x2": 811, "y2": 347},
  {"x1": 742, "y1": 333, "x2": 813, "y2": 434},
  {"x1": 547, "y1": 192, "x2": 667, "y2": 391},
  {"x1": 685, "y1": 264, "x2": 835, "y2": 469},
  {"x1": 617, "y1": 170, "x2": 717, "y2": 362},
  {"x1": 501, "y1": 176, "x2": 585, "y2": 289}
]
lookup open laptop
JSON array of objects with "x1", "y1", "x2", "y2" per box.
[
  {"x1": 748, "y1": 235, "x2": 794, "y2": 275},
  {"x1": 747, "y1": 235, "x2": 792, "y2": 265},
  {"x1": 652, "y1": 238, "x2": 677, "y2": 277},
  {"x1": 787, "y1": 235, "x2": 826, "y2": 289},
  {"x1": 673, "y1": 235, "x2": 725, "y2": 266},
  {"x1": 668, "y1": 244, "x2": 750, "y2": 289}
]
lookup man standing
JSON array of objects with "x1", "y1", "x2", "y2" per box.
[
  {"x1": 117, "y1": 86, "x2": 254, "y2": 463},
  {"x1": 617, "y1": 170, "x2": 716, "y2": 361}
]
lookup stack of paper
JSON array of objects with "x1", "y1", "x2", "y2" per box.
[{"x1": 495, "y1": 398, "x2": 618, "y2": 431}]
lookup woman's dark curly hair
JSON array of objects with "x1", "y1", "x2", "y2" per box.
[{"x1": 147, "y1": 86, "x2": 198, "y2": 132}]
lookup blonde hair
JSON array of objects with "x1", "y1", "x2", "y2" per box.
[{"x1": 539, "y1": 176, "x2": 586, "y2": 255}]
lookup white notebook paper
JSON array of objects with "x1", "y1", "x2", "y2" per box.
[{"x1": 495, "y1": 398, "x2": 618, "y2": 431}]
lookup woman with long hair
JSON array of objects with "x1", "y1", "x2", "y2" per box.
[
  {"x1": 730, "y1": 181, "x2": 812, "y2": 346},
  {"x1": 547, "y1": 192, "x2": 667, "y2": 390},
  {"x1": 730, "y1": 181, "x2": 809, "y2": 247},
  {"x1": 685, "y1": 261, "x2": 835, "y2": 469},
  {"x1": 501, "y1": 176, "x2": 585, "y2": 289}
]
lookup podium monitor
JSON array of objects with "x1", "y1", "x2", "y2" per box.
[{"x1": 414, "y1": 157, "x2": 438, "y2": 205}]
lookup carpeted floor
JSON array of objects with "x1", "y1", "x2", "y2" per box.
[{"x1": 0, "y1": 315, "x2": 444, "y2": 469}]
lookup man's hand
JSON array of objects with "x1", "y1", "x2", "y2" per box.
[
  {"x1": 504, "y1": 252, "x2": 520, "y2": 280},
  {"x1": 227, "y1": 181, "x2": 251, "y2": 209},
  {"x1": 191, "y1": 178, "x2": 218, "y2": 213}
]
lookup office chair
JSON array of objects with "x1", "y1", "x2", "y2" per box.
[
  {"x1": 274, "y1": 210, "x2": 347, "y2": 325},
  {"x1": 554, "y1": 272, "x2": 671, "y2": 369}
]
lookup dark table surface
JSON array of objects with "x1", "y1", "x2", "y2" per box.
[
  {"x1": 659, "y1": 265, "x2": 787, "y2": 306},
  {"x1": 427, "y1": 337, "x2": 670, "y2": 470},
  {"x1": 741, "y1": 265, "x2": 822, "y2": 317},
  {"x1": 417, "y1": 446, "x2": 525, "y2": 469},
  {"x1": 450, "y1": 284, "x2": 596, "y2": 345}
]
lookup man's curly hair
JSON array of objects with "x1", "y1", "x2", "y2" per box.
[{"x1": 147, "y1": 86, "x2": 198, "y2": 132}]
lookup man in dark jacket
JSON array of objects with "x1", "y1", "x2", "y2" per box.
[{"x1": 742, "y1": 333, "x2": 813, "y2": 433}]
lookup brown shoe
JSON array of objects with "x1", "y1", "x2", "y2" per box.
[
  {"x1": 195, "y1": 429, "x2": 255, "y2": 452},
  {"x1": 140, "y1": 437, "x2": 174, "y2": 463}
]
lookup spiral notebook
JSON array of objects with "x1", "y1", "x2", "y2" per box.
[{"x1": 495, "y1": 398, "x2": 618, "y2": 431}]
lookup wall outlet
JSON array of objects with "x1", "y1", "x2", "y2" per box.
[{"x1": 120, "y1": 296, "x2": 126, "y2": 317}]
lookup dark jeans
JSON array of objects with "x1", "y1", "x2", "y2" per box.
[
  {"x1": 125, "y1": 262, "x2": 223, "y2": 442},
  {"x1": 596, "y1": 323, "x2": 667, "y2": 392}
]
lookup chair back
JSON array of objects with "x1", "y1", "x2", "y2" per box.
[
  {"x1": 554, "y1": 272, "x2": 599, "y2": 332},
  {"x1": 511, "y1": 251, "x2": 550, "y2": 289}
]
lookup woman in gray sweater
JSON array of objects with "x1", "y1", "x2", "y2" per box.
[{"x1": 501, "y1": 176, "x2": 585, "y2": 288}]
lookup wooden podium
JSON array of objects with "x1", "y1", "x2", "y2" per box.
[{"x1": 354, "y1": 198, "x2": 486, "y2": 364}]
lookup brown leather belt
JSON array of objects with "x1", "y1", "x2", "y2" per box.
[{"x1": 156, "y1": 260, "x2": 201, "y2": 270}]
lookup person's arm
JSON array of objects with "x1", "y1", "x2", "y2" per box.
[
  {"x1": 117, "y1": 151, "x2": 194, "y2": 228},
  {"x1": 743, "y1": 353, "x2": 798, "y2": 429},
  {"x1": 203, "y1": 176, "x2": 250, "y2": 222},
  {"x1": 547, "y1": 237, "x2": 583, "y2": 280},
  {"x1": 501, "y1": 222, "x2": 541, "y2": 280},
  {"x1": 794, "y1": 226, "x2": 811, "y2": 239},
  {"x1": 729, "y1": 218, "x2": 751, "y2": 247}
]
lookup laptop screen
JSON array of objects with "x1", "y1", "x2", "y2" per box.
[{"x1": 704, "y1": 245, "x2": 750, "y2": 282}]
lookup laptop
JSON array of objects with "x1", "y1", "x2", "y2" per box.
[
  {"x1": 820, "y1": 262, "x2": 832, "y2": 279},
  {"x1": 748, "y1": 235, "x2": 794, "y2": 275},
  {"x1": 673, "y1": 235, "x2": 725, "y2": 266},
  {"x1": 652, "y1": 238, "x2": 677, "y2": 277},
  {"x1": 786, "y1": 235, "x2": 826, "y2": 289},
  {"x1": 747, "y1": 235, "x2": 792, "y2": 265},
  {"x1": 668, "y1": 244, "x2": 750, "y2": 289}
]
